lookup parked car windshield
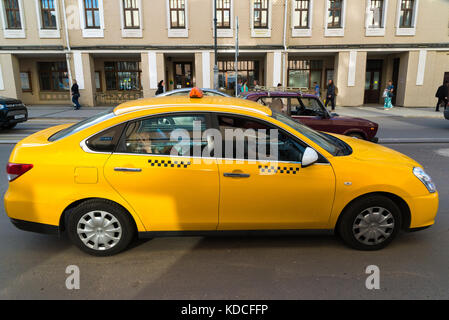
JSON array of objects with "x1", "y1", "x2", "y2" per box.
[
  {"x1": 48, "y1": 110, "x2": 115, "y2": 142},
  {"x1": 271, "y1": 111, "x2": 351, "y2": 156}
]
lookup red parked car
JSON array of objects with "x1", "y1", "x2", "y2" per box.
[{"x1": 240, "y1": 91, "x2": 379, "y2": 142}]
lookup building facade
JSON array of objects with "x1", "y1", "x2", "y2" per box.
[{"x1": 0, "y1": 0, "x2": 448, "y2": 107}]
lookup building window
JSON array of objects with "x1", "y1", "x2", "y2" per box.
[
  {"x1": 84, "y1": 0, "x2": 100, "y2": 29},
  {"x1": 104, "y1": 61, "x2": 141, "y2": 91},
  {"x1": 216, "y1": 0, "x2": 231, "y2": 29},
  {"x1": 253, "y1": 0, "x2": 269, "y2": 29},
  {"x1": 39, "y1": 0, "x2": 57, "y2": 29},
  {"x1": 123, "y1": 0, "x2": 139, "y2": 29},
  {"x1": 368, "y1": 0, "x2": 384, "y2": 28},
  {"x1": 288, "y1": 60, "x2": 322, "y2": 89},
  {"x1": 20, "y1": 72, "x2": 32, "y2": 92},
  {"x1": 399, "y1": 0, "x2": 415, "y2": 28},
  {"x1": 38, "y1": 62, "x2": 69, "y2": 91},
  {"x1": 3, "y1": 0, "x2": 21, "y2": 29},
  {"x1": 293, "y1": 0, "x2": 309, "y2": 29},
  {"x1": 169, "y1": 0, "x2": 185, "y2": 29},
  {"x1": 218, "y1": 60, "x2": 259, "y2": 91},
  {"x1": 327, "y1": 0, "x2": 342, "y2": 28}
]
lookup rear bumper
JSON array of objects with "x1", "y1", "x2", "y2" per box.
[
  {"x1": 10, "y1": 218, "x2": 59, "y2": 235},
  {"x1": 1, "y1": 108, "x2": 28, "y2": 125},
  {"x1": 370, "y1": 136, "x2": 379, "y2": 143}
]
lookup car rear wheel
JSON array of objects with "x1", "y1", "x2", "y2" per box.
[
  {"x1": 67, "y1": 200, "x2": 136, "y2": 256},
  {"x1": 338, "y1": 196, "x2": 402, "y2": 250}
]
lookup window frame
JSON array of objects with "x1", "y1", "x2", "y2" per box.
[
  {"x1": 169, "y1": 0, "x2": 186, "y2": 29},
  {"x1": 211, "y1": 112, "x2": 317, "y2": 164},
  {"x1": 122, "y1": 0, "x2": 140, "y2": 29},
  {"x1": 365, "y1": 0, "x2": 388, "y2": 36},
  {"x1": 324, "y1": 0, "x2": 346, "y2": 37},
  {"x1": 20, "y1": 71, "x2": 32, "y2": 92},
  {"x1": 166, "y1": 0, "x2": 188, "y2": 37},
  {"x1": 327, "y1": 0, "x2": 342, "y2": 29},
  {"x1": 84, "y1": 0, "x2": 101, "y2": 29},
  {"x1": 78, "y1": 0, "x2": 104, "y2": 38},
  {"x1": 38, "y1": 61, "x2": 70, "y2": 92},
  {"x1": 0, "y1": 0, "x2": 25, "y2": 38},
  {"x1": 253, "y1": 0, "x2": 269, "y2": 29},
  {"x1": 104, "y1": 61, "x2": 143, "y2": 92},
  {"x1": 216, "y1": 0, "x2": 231, "y2": 29},
  {"x1": 3, "y1": 0, "x2": 21, "y2": 29},
  {"x1": 287, "y1": 59, "x2": 323, "y2": 90},
  {"x1": 119, "y1": 0, "x2": 142, "y2": 37},
  {"x1": 396, "y1": 0, "x2": 419, "y2": 36},
  {"x1": 115, "y1": 112, "x2": 213, "y2": 157},
  {"x1": 40, "y1": 0, "x2": 57, "y2": 29},
  {"x1": 293, "y1": 0, "x2": 310, "y2": 29}
]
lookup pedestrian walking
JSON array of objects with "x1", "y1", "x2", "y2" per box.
[
  {"x1": 435, "y1": 81, "x2": 448, "y2": 112},
  {"x1": 155, "y1": 80, "x2": 165, "y2": 95},
  {"x1": 324, "y1": 79, "x2": 336, "y2": 111},
  {"x1": 71, "y1": 80, "x2": 81, "y2": 110},
  {"x1": 242, "y1": 80, "x2": 249, "y2": 93},
  {"x1": 236, "y1": 80, "x2": 242, "y2": 96},
  {"x1": 383, "y1": 80, "x2": 394, "y2": 110},
  {"x1": 253, "y1": 80, "x2": 261, "y2": 91},
  {"x1": 314, "y1": 81, "x2": 320, "y2": 97}
]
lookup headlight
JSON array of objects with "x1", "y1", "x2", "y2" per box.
[
  {"x1": 0, "y1": 104, "x2": 6, "y2": 110},
  {"x1": 413, "y1": 167, "x2": 436, "y2": 193}
]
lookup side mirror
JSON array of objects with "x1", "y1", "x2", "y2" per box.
[{"x1": 302, "y1": 147, "x2": 319, "y2": 168}]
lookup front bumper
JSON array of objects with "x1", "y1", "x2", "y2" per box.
[
  {"x1": 408, "y1": 192, "x2": 439, "y2": 229},
  {"x1": 10, "y1": 218, "x2": 59, "y2": 235}
]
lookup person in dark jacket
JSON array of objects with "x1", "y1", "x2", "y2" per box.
[
  {"x1": 71, "y1": 80, "x2": 81, "y2": 110},
  {"x1": 155, "y1": 80, "x2": 165, "y2": 95},
  {"x1": 435, "y1": 81, "x2": 448, "y2": 112},
  {"x1": 325, "y1": 79, "x2": 336, "y2": 111}
]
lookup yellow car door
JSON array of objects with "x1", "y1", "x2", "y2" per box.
[
  {"x1": 104, "y1": 113, "x2": 219, "y2": 231},
  {"x1": 214, "y1": 113, "x2": 336, "y2": 230}
]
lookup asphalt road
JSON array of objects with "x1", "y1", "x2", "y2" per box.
[{"x1": 0, "y1": 139, "x2": 448, "y2": 299}]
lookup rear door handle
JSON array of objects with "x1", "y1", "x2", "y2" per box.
[
  {"x1": 114, "y1": 167, "x2": 142, "y2": 172},
  {"x1": 223, "y1": 172, "x2": 250, "y2": 178}
]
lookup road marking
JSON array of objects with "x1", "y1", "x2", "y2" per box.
[{"x1": 435, "y1": 148, "x2": 449, "y2": 158}]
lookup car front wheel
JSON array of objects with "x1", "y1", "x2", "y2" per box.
[
  {"x1": 338, "y1": 195, "x2": 402, "y2": 250},
  {"x1": 67, "y1": 200, "x2": 136, "y2": 256}
]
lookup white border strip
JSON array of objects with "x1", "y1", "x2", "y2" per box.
[
  {"x1": 416, "y1": 49, "x2": 427, "y2": 86},
  {"x1": 347, "y1": 50, "x2": 357, "y2": 87},
  {"x1": 73, "y1": 51, "x2": 85, "y2": 89},
  {"x1": 202, "y1": 51, "x2": 211, "y2": 88},
  {"x1": 148, "y1": 51, "x2": 158, "y2": 89},
  {"x1": 0, "y1": 64, "x2": 4, "y2": 91}
]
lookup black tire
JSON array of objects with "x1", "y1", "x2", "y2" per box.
[
  {"x1": 347, "y1": 132, "x2": 365, "y2": 140},
  {"x1": 5, "y1": 123, "x2": 16, "y2": 129},
  {"x1": 66, "y1": 199, "x2": 136, "y2": 256},
  {"x1": 337, "y1": 195, "x2": 402, "y2": 251}
]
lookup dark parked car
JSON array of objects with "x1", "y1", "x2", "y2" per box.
[
  {"x1": 0, "y1": 96, "x2": 28, "y2": 129},
  {"x1": 240, "y1": 91, "x2": 379, "y2": 142}
]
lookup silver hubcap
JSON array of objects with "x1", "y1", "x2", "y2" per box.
[
  {"x1": 352, "y1": 207, "x2": 395, "y2": 245},
  {"x1": 77, "y1": 211, "x2": 122, "y2": 251}
]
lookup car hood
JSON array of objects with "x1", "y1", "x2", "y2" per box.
[
  {"x1": 0, "y1": 96, "x2": 21, "y2": 104},
  {"x1": 333, "y1": 134, "x2": 420, "y2": 168}
]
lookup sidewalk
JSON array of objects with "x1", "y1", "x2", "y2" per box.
[
  {"x1": 27, "y1": 105, "x2": 113, "y2": 120},
  {"x1": 26, "y1": 104, "x2": 444, "y2": 120},
  {"x1": 335, "y1": 105, "x2": 443, "y2": 119}
]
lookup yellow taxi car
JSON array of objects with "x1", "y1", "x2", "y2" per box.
[{"x1": 4, "y1": 89, "x2": 438, "y2": 256}]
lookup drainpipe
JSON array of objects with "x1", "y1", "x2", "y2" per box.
[
  {"x1": 61, "y1": 0, "x2": 73, "y2": 88},
  {"x1": 282, "y1": 0, "x2": 288, "y2": 87}
]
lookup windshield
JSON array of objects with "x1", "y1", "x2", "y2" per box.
[
  {"x1": 48, "y1": 110, "x2": 115, "y2": 142},
  {"x1": 271, "y1": 111, "x2": 351, "y2": 156}
]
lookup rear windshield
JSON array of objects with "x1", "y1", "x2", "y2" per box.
[{"x1": 48, "y1": 110, "x2": 115, "y2": 142}]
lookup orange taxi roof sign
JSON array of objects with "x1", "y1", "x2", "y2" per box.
[{"x1": 190, "y1": 87, "x2": 203, "y2": 98}]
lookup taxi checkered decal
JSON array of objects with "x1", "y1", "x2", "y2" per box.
[
  {"x1": 148, "y1": 159, "x2": 191, "y2": 168},
  {"x1": 258, "y1": 165, "x2": 300, "y2": 175}
]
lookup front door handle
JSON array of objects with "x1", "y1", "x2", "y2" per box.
[
  {"x1": 114, "y1": 167, "x2": 142, "y2": 172},
  {"x1": 223, "y1": 172, "x2": 250, "y2": 178}
]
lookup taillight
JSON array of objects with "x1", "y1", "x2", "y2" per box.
[{"x1": 6, "y1": 163, "x2": 33, "y2": 182}]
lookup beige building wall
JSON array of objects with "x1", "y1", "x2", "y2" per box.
[{"x1": 1, "y1": 0, "x2": 449, "y2": 107}]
